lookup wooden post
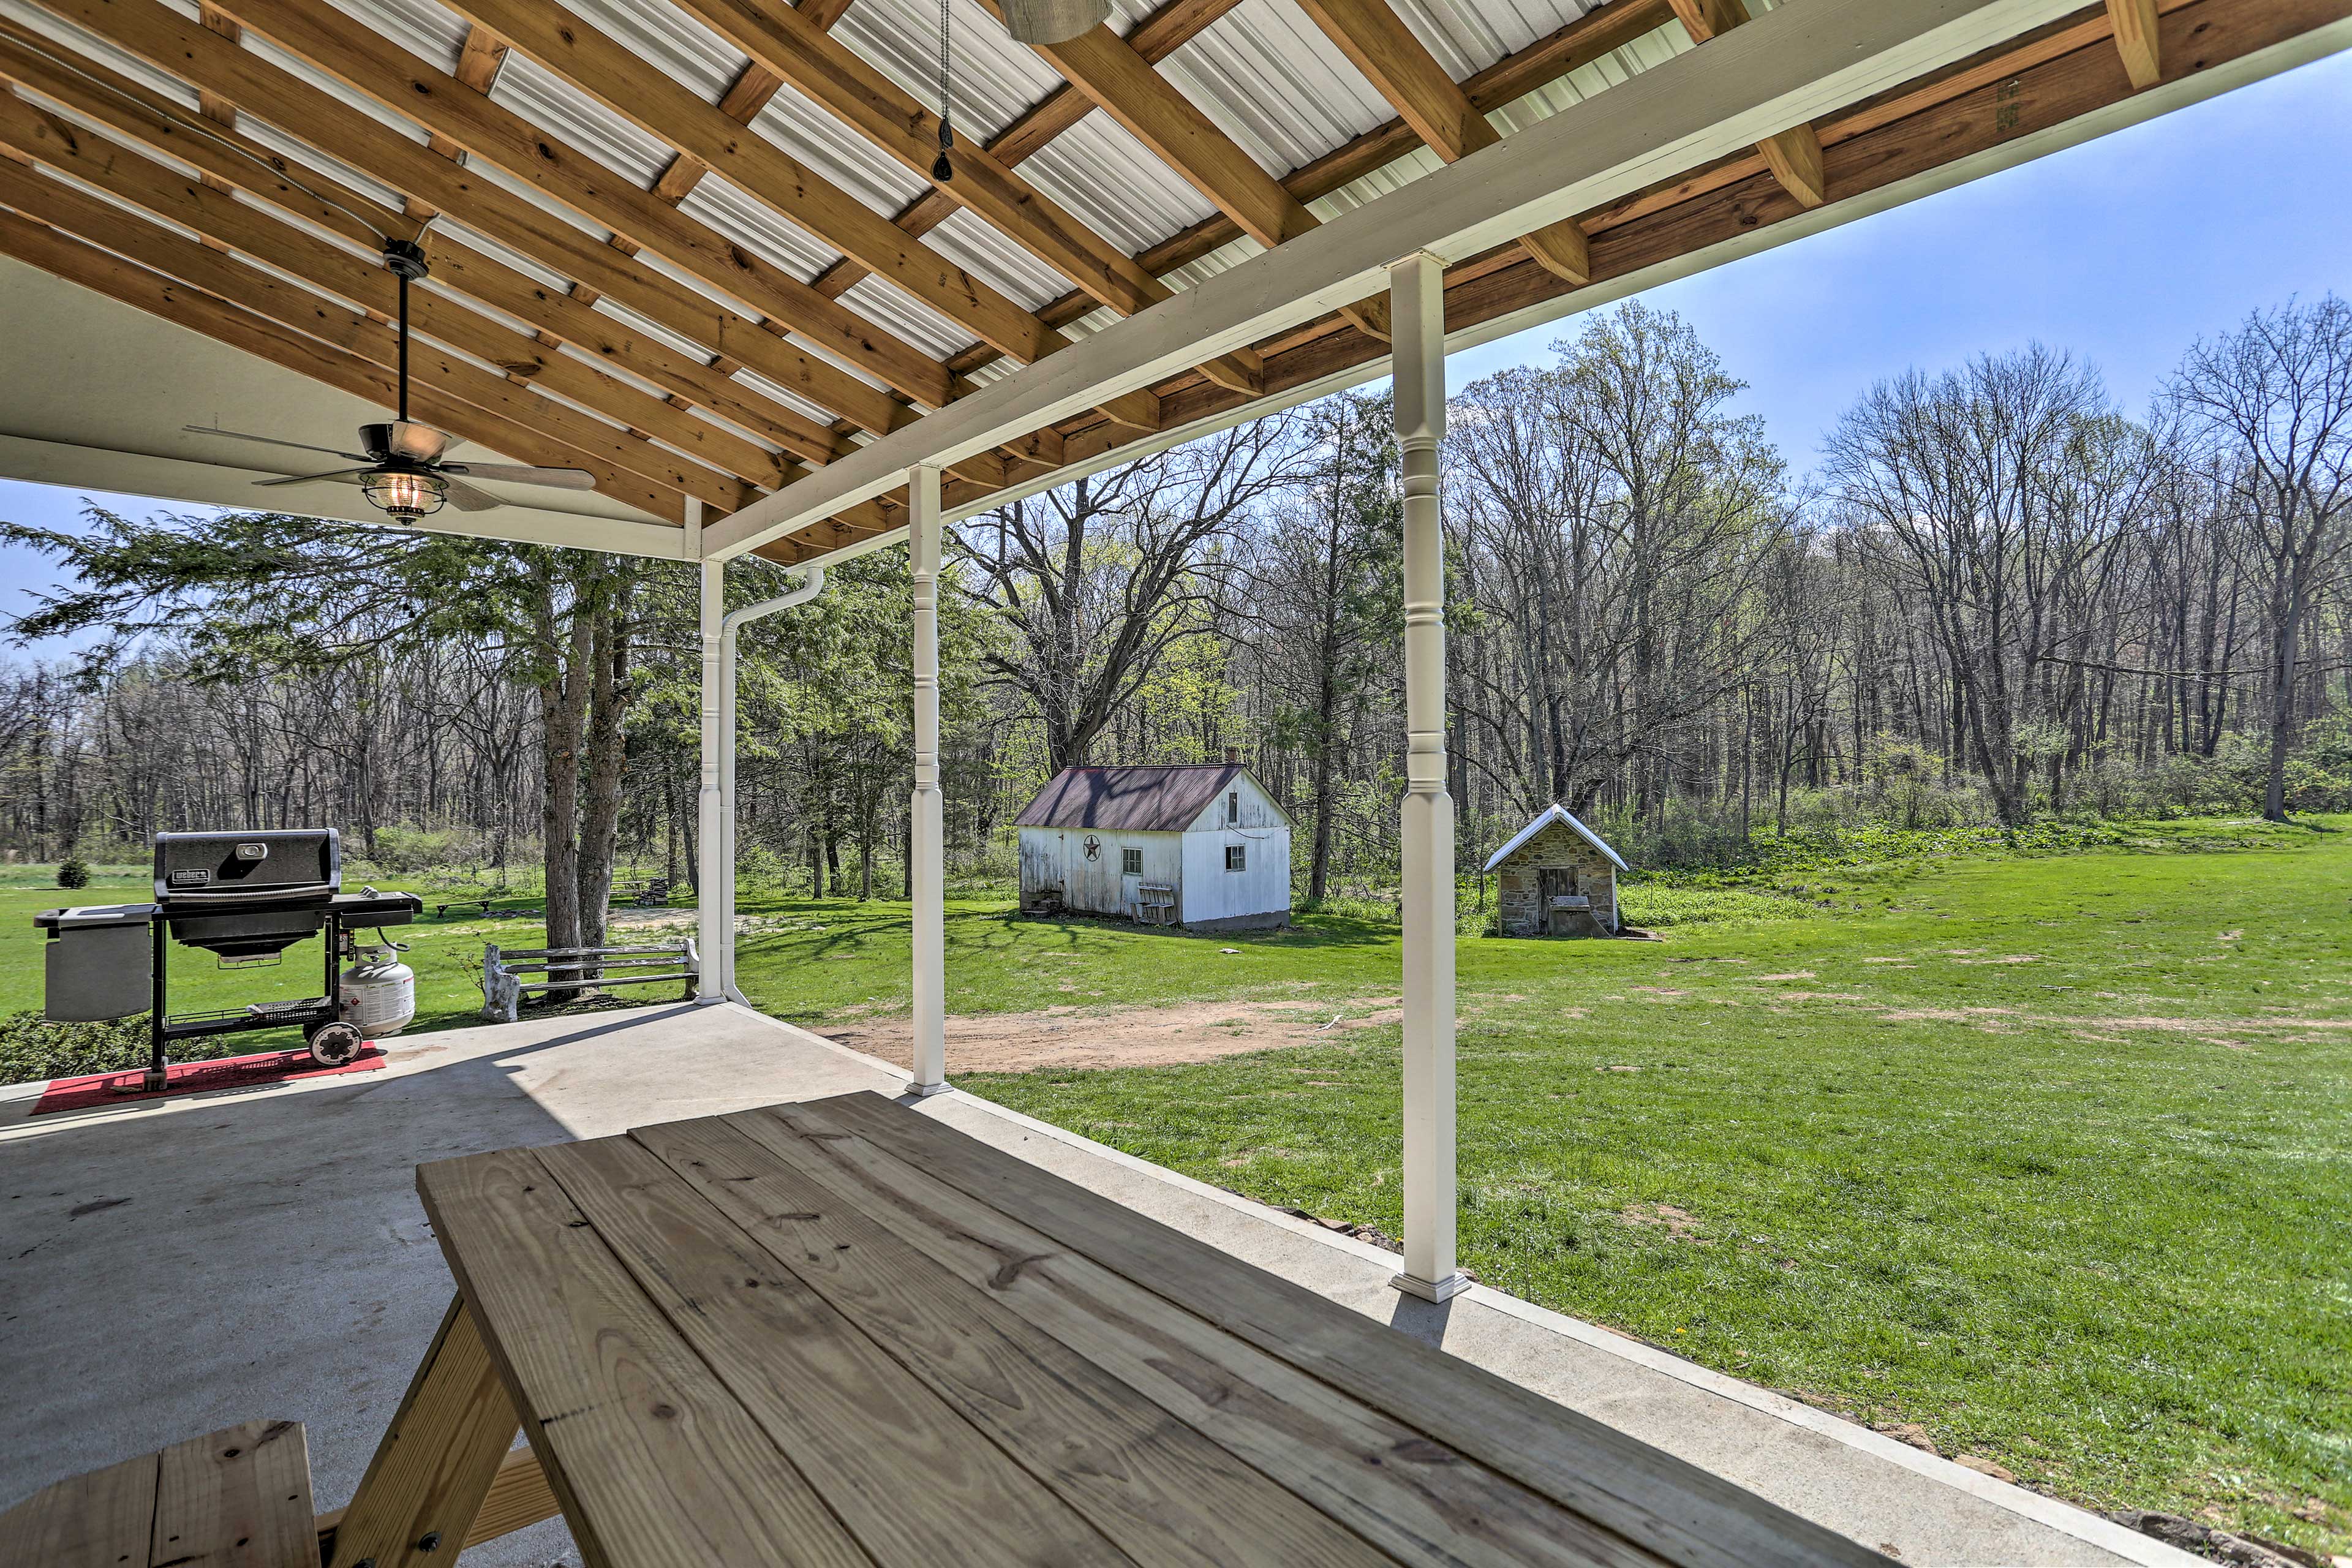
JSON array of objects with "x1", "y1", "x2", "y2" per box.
[
  {"x1": 693, "y1": 499, "x2": 726, "y2": 1005},
  {"x1": 908, "y1": 464, "x2": 948, "y2": 1095},
  {"x1": 1391, "y1": 252, "x2": 1466, "y2": 1303}
]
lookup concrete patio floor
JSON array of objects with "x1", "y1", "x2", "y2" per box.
[{"x1": 0, "y1": 1002, "x2": 2190, "y2": 1567}]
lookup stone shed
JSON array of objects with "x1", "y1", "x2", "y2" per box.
[{"x1": 1483, "y1": 805, "x2": 1627, "y2": 938}]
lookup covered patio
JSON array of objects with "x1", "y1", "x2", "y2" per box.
[
  {"x1": 1, "y1": 1006, "x2": 2187, "y2": 1565},
  {"x1": 0, "y1": 0, "x2": 2344, "y2": 1556}
]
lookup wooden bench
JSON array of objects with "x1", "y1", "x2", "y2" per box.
[
  {"x1": 0, "y1": 1419, "x2": 321, "y2": 1567},
  {"x1": 479, "y1": 939, "x2": 699, "y2": 1022}
]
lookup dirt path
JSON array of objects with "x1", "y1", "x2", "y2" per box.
[{"x1": 818, "y1": 997, "x2": 1401, "y2": 1074}]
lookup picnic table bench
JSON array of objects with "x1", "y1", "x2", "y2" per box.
[{"x1": 9, "y1": 1093, "x2": 1893, "y2": 1567}]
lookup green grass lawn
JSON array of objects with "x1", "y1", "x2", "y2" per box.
[
  {"x1": 741, "y1": 820, "x2": 2352, "y2": 1556},
  {"x1": 5, "y1": 822, "x2": 2346, "y2": 1549}
]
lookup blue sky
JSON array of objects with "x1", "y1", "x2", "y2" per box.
[{"x1": 4, "y1": 45, "x2": 2349, "y2": 654}]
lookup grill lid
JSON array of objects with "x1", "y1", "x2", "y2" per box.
[{"x1": 154, "y1": 829, "x2": 339, "y2": 907}]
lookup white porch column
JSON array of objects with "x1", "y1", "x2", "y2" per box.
[
  {"x1": 908, "y1": 464, "x2": 949, "y2": 1095},
  {"x1": 693, "y1": 500, "x2": 727, "y2": 1005},
  {"x1": 1392, "y1": 254, "x2": 1466, "y2": 1302}
]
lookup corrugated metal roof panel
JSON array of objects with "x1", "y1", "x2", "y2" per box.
[
  {"x1": 674, "y1": 172, "x2": 838, "y2": 279},
  {"x1": 839, "y1": 272, "x2": 978, "y2": 360},
  {"x1": 336, "y1": 0, "x2": 469, "y2": 74},
  {"x1": 1160, "y1": 0, "x2": 1387, "y2": 178},
  {"x1": 490, "y1": 52, "x2": 677, "y2": 188},
  {"x1": 922, "y1": 205, "x2": 1073, "y2": 314},
  {"x1": 564, "y1": 0, "x2": 744, "y2": 101},
  {"x1": 9, "y1": 0, "x2": 1714, "y2": 454},
  {"x1": 1019, "y1": 109, "x2": 1219, "y2": 257},
  {"x1": 833, "y1": 0, "x2": 1068, "y2": 144},
  {"x1": 1015, "y1": 764, "x2": 1251, "y2": 830}
]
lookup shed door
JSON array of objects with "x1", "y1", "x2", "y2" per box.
[{"x1": 1539, "y1": 867, "x2": 1574, "y2": 934}]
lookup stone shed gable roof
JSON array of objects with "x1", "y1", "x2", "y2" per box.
[
  {"x1": 1482, "y1": 805, "x2": 1628, "y2": 874},
  {"x1": 1014, "y1": 764, "x2": 1280, "y2": 832}
]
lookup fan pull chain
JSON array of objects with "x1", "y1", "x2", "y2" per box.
[{"x1": 932, "y1": 0, "x2": 954, "y2": 181}]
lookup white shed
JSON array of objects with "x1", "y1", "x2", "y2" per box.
[{"x1": 1014, "y1": 763, "x2": 1292, "y2": 932}]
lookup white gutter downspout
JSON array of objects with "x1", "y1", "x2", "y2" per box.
[{"x1": 715, "y1": 565, "x2": 827, "y2": 1004}]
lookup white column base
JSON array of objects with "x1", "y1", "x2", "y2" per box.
[
  {"x1": 1391, "y1": 1269, "x2": 1472, "y2": 1303},
  {"x1": 902, "y1": 1079, "x2": 955, "y2": 1099}
]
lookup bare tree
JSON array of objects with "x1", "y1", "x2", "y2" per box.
[
  {"x1": 2166, "y1": 296, "x2": 2352, "y2": 819},
  {"x1": 957, "y1": 418, "x2": 1310, "y2": 771}
]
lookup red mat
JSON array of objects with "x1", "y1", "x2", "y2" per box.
[{"x1": 33, "y1": 1045, "x2": 388, "y2": 1115}]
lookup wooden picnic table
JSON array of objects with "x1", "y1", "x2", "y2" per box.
[{"x1": 331, "y1": 1091, "x2": 1891, "y2": 1568}]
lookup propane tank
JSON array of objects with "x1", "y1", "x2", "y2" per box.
[{"x1": 339, "y1": 943, "x2": 416, "y2": 1038}]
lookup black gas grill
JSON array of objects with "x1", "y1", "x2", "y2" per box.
[
  {"x1": 154, "y1": 829, "x2": 340, "y2": 961},
  {"x1": 36, "y1": 829, "x2": 421, "y2": 1091}
]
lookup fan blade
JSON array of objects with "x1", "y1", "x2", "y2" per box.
[
  {"x1": 441, "y1": 462, "x2": 598, "y2": 491},
  {"x1": 252, "y1": 467, "x2": 376, "y2": 488},
  {"x1": 437, "y1": 477, "x2": 503, "y2": 513},
  {"x1": 186, "y1": 425, "x2": 370, "y2": 462}
]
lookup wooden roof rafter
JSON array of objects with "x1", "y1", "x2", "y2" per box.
[
  {"x1": 0, "y1": 0, "x2": 2340, "y2": 571},
  {"x1": 0, "y1": 17, "x2": 863, "y2": 475},
  {"x1": 752, "y1": 0, "x2": 2352, "y2": 563}
]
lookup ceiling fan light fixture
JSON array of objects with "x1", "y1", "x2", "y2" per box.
[
  {"x1": 362, "y1": 468, "x2": 448, "y2": 521},
  {"x1": 1000, "y1": 0, "x2": 1109, "y2": 44}
]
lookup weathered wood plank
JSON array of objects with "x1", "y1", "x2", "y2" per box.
[
  {"x1": 326, "y1": 1297, "x2": 519, "y2": 1568},
  {"x1": 806, "y1": 1093, "x2": 1888, "y2": 1568},
  {"x1": 413, "y1": 1145, "x2": 873, "y2": 1568},
  {"x1": 633, "y1": 1114, "x2": 1396, "y2": 1568},
  {"x1": 728, "y1": 1101, "x2": 1667, "y2": 1568},
  {"x1": 462, "y1": 1444, "x2": 559, "y2": 1547},
  {"x1": 0, "y1": 1449, "x2": 156, "y2": 1567},
  {"x1": 530, "y1": 1133, "x2": 1129, "y2": 1568},
  {"x1": 151, "y1": 1420, "x2": 318, "y2": 1568}
]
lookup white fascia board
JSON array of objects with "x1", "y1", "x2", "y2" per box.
[
  {"x1": 704, "y1": 0, "x2": 2078, "y2": 562},
  {"x1": 0, "y1": 433, "x2": 696, "y2": 559}
]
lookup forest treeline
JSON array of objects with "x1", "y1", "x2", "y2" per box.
[{"x1": 4, "y1": 295, "x2": 2349, "y2": 916}]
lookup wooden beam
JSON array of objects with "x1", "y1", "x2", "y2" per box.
[
  {"x1": 0, "y1": 147, "x2": 750, "y2": 516},
  {"x1": 0, "y1": 20, "x2": 853, "y2": 468},
  {"x1": 1136, "y1": 0, "x2": 2345, "y2": 489},
  {"x1": 177, "y1": 0, "x2": 954, "y2": 413},
  {"x1": 0, "y1": 206, "x2": 689, "y2": 522},
  {"x1": 944, "y1": 0, "x2": 1670, "y2": 375},
  {"x1": 1666, "y1": 0, "x2": 1828, "y2": 206},
  {"x1": 0, "y1": 91, "x2": 780, "y2": 508},
  {"x1": 1289, "y1": 0, "x2": 1591, "y2": 282},
  {"x1": 1000, "y1": 8, "x2": 1392, "y2": 341},
  {"x1": 26, "y1": 0, "x2": 919, "y2": 432},
  {"x1": 434, "y1": 0, "x2": 1056, "y2": 367},
  {"x1": 2107, "y1": 0, "x2": 2163, "y2": 85},
  {"x1": 707, "y1": 0, "x2": 2185, "y2": 559},
  {"x1": 422, "y1": 24, "x2": 508, "y2": 161},
  {"x1": 688, "y1": 0, "x2": 1165, "y2": 317},
  {"x1": 645, "y1": 0, "x2": 1251, "y2": 398}
]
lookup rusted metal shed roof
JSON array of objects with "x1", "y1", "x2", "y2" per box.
[{"x1": 1014, "y1": 764, "x2": 1257, "y2": 831}]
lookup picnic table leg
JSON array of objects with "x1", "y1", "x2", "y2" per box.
[{"x1": 324, "y1": 1295, "x2": 525, "y2": 1567}]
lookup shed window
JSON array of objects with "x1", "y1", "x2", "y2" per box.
[
  {"x1": 1121, "y1": 846, "x2": 1143, "y2": 875},
  {"x1": 1225, "y1": 845, "x2": 1246, "y2": 872},
  {"x1": 1227, "y1": 791, "x2": 1240, "y2": 824}
]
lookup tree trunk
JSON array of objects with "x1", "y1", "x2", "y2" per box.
[{"x1": 575, "y1": 578, "x2": 632, "y2": 977}]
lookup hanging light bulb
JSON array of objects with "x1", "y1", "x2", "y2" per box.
[
  {"x1": 1000, "y1": 0, "x2": 1110, "y2": 43},
  {"x1": 361, "y1": 469, "x2": 448, "y2": 521}
]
